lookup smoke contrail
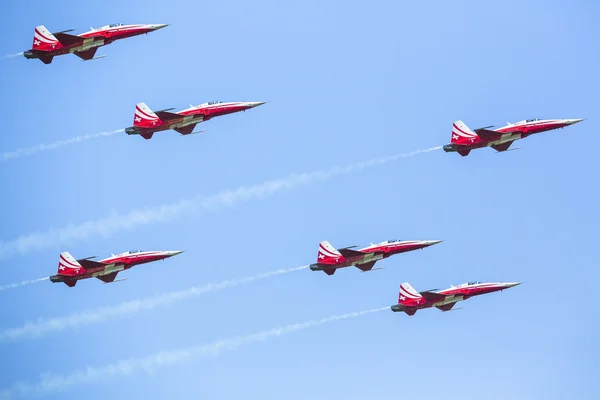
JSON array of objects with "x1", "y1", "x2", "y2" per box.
[
  {"x1": 0, "y1": 265, "x2": 308, "y2": 341},
  {"x1": 0, "y1": 307, "x2": 387, "y2": 399},
  {"x1": 0, "y1": 277, "x2": 48, "y2": 292},
  {"x1": 0, "y1": 146, "x2": 441, "y2": 260},
  {"x1": 2, "y1": 129, "x2": 124, "y2": 162},
  {"x1": 0, "y1": 52, "x2": 24, "y2": 60}
]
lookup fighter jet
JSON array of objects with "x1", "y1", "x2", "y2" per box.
[
  {"x1": 309, "y1": 239, "x2": 442, "y2": 275},
  {"x1": 125, "y1": 101, "x2": 266, "y2": 139},
  {"x1": 50, "y1": 250, "x2": 183, "y2": 287},
  {"x1": 443, "y1": 118, "x2": 584, "y2": 156},
  {"x1": 391, "y1": 281, "x2": 520, "y2": 315},
  {"x1": 24, "y1": 23, "x2": 168, "y2": 64}
]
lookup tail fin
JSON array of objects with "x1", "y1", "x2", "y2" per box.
[
  {"x1": 33, "y1": 25, "x2": 61, "y2": 51},
  {"x1": 398, "y1": 282, "x2": 424, "y2": 305},
  {"x1": 57, "y1": 252, "x2": 84, "y2": 276},
  {"x1": 451, "y1": 120, "x2": 478, "y2": 145},
  {"x1": 317, "y1": 241, "x2": 343, "y2": 265},
  {"x1": 134, "y1": 103, "x2": 162, "y2": 129}
]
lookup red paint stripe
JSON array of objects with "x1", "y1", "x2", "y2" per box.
[
  {"x1": 59, "y1": 254, "x2": 80, "y2": 268},
  {"x1": 452, "y1": 124, "x2": 475, "y2": 137},
  {"x1": 135, "y1": 106, "x2": 158, "y2": 120},
  {"x1": 35, "y1": 28, "x2": 57, "y2": 43}
]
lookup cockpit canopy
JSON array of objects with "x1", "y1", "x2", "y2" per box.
[
  {"x1": 457, "y1": 281, "x2": 482, "y2": 287},
  {"x1": 525, "y1": 118, "x2": 540, "y2": 123},
  {"x1": 99, "y1": 23, "x2": 123, "y2": 30},
  {"x1": 374, "y1": 240, "x2": 401, "y2": 245},
  {"x1": 118, "y1": 250, "x2": 143, "y2": 256},
  {"x1": 207, "y1": 101, "x2": 221, "y2": 105}
]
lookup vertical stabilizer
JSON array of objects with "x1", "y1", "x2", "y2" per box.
[
  {"x1": 57, "y1": 252, "x2": 83, "y2": 276},
  {"x1": 33, "y1": 25, "x2": 61, "y2": 51},
  {"x1": 451, "y1": 120, "x2": 478, "y2": 145},
  {"x1": 317, "y1": 241, "x2": 343, "y2": 265},
  {"x1": 134, "y1": 103, "x2": 161, "y2": 129},
  {"x1": 398, "y1": 282, "x2": 423, "y2": 305}
]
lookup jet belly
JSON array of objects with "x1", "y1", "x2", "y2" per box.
[
  {"x1": 171, "y1": 116, "x2": 203, "y2": 129},
  {"x1": 487, "y1": 133, "x2": 520, "y2": 147},
  {"x1": 93, "y1": 263, "x2": 125, "y2": 277},
  {"x1": 433, "y1": 295, "x2": 463, "y2": 307},
  {"x1": 68, "y1": 38, "x2": 104, "y2": 53},
  {"x1": 352, "y1": 252, "x2": 383, "y2": 266}
]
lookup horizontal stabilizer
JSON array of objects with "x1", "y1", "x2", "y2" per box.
[
  {"x1": 39, "y1": 55, "x2": 54, "y2": 64},
  {"x1": 140, "y1": 132, "x2": 154, "y2": 140},
  {"x1": 77, "y1": 259, "x2": 107, "y2": 270},
  {"x1": 474, "y1": 128, "x2": 502, "y2": 141},
  {"x1": 322, "y1": 267, "x2": 336, "y2": 275},
  {"x1": 77, "y1": 256, "x2": 98, "y2": 261},
  {"x1": 54, "y1": 32, "x2": 83, "y2": 46},
  {"x1": 420, "y1": 291, "x2": 447, "y2": 303},
  {"x1": 155, "y1": 110, "x2": 182, "y2": 121},
  {"x1": 338, "y1": 248, "x2": 365, "y2": 258},
  {"x1": 64, "y1": 280, "x2": 77, "y2": 287}
]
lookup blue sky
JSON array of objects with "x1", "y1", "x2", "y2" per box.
[{"x1": 0, "y1": 0, "x2": 599, "y2": 398}]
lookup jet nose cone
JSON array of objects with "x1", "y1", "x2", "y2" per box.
[
  {"x1": 150, "y1": 24, "x2": 169, "y2": 30},
  {"x1": 504, "y1": 282, "x2": 521, "y2": 288},
  {"x1": 424, "y1": 240, "x2": 443, "y2": 246},
  {"x1": 565, "y1": 118, "x2": 584, "y2": 125},
  {"x1": 167, "y1": 250, "x2": 184, "y2": 257},
  {"x1": 246, "y1": 101, "x2": 266, "y2": 108}
]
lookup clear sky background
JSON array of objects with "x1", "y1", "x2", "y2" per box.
[{"x1": 0, "y1": 0, "x2": 599, "y2": 399}]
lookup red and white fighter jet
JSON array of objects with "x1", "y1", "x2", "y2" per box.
[
  {"x1": 309, "y1": 239, "x2": 442, "y2": 275},
  {"x1": 50, "y1": 250, "x2": 183, "y2": 287},
  {"x1": 443, "y1": 118, "x2": 584, "y2": 156},
  {"x1": 24, "y1": 24, "x2": 168, "y2": 64},
  {"x1": 125, "y1": 101, "x2": 266, "y2": 139},
  {"x1": 391, "y1": 281, "x2": 520, "y2": 315}
]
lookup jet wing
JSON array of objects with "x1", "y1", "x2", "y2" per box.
[
  {"x1": 77, "y1": 259, "x2": 107, "y2": 270},
  {"x1": 97, "y1": 272, "x2": 119, "y2": 283},
  {"x1": 420, "y1": 291, "x2": 448, "y2": 303},
  {"x1": 155, "y1": 111, "x2": 182, "y2": 122},
  {"x1": 474, "y1": 128, "x2": 503, "y2": 141},
  {"x1": 491, "y1": 142, "x2": 513, "y2": 152},
  {"x1": 74, "y1": 48, "x2": 98, "y2": 61},
  {"x1": 174, "y1": 124, "x2": 198, "y2": 135},
  {"x1": 338, "y1": 248, "x2": 366, "y2": 258},
  {"x1": 355, "y1": 261, "x2": 376, "y2": 272},
  {"x1": 54, "y1": 32, "x2": 84, "y2": 46},
  {"x1": 435, "y1": 302, "x2": 458, "y2": 312}
]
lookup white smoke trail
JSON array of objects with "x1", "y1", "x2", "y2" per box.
[
  {"x1": 0, "y1": 307, "x2": 387, "y2": 399},
  {"x1": 0, "y1": 146, "x2": 441, "y2": 259},
  {"x1": 0, "y1": 52, "x2": 24, "y2": 60},
  {"x1": 0, "y1": 265, "x2": 308, "y2": 341},
  {"x1": 0, "y1": 277, "x2": 48, "y2": 292},
  {"x1": 2, "y1": 129, "x2": 124, "y2": 162}
]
